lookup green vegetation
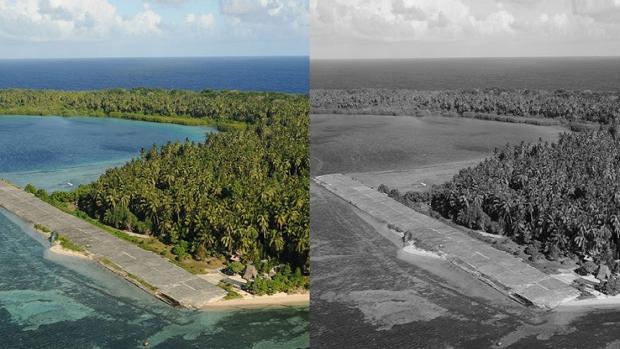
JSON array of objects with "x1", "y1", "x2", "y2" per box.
[
  {"x1": 0, "y1": 88, "x2": 305, "y2": 126},
  {"x1": 99, "y1": 257, "x2": 120, "y2": 270},
  {"x1": 57, "y1": 234, "x2": 84, "y2": 252},
  {"x1": 34, "y1": 223, "x2": 50, "y2": 233},
  {"x1": 24, "y1": 184, "x2": 37, "y2": 194},
  {"x1": 76, "y1": 100, "x2": 309, "y2": 271},
  {"x1": 243, "y1": 265, "x2": 308, "y2": 296},
  {"x1": 218, "y1": 282, "x2": 243, "y2": 300},
  {"x1": 225, "y1": 261, "x2": 246, "y2": 275},
  {"x1": 221, "y1": 259, "x2": 309, "y2": 296},
  {"x1": 311, "y1": 88, "x2": 620, "y2": 124},
  {"x1": 9, "y1": 88, "x2": 309, "y2": 292},
  {"x1": 107, "y1": 112, "x2": 212, "y2": 126},
  {"x1": 24, "y1": 183, "x2": 224, "y2": 275},
  {"x1": 125, "y1": 272, "x2": 158, "y2": 292}
]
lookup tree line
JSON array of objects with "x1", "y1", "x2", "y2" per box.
[
  {"x1": 0, "y1": 88, "x2": 306, "y2": 124},
  {"x1": 392, "y1": 129, "x2": 620, "y2": 265},
  {"x1": 311, "y1": 88, "x2": 620, "y2": 123}
]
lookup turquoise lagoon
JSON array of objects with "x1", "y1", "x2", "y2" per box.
[{"x1": 0, "y1": 115, "x2": 213, "y2": 192}]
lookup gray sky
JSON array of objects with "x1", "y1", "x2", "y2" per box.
[{"x1": 311, "y1": 0, "x2": 620, "y2": 59}]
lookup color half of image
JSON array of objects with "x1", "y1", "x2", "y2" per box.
[{"x1": 0, "y1": 1, "x2": 309, "y2": 348}]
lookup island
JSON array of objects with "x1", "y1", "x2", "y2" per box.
[
  {"x1": 312, "y1": 87, "x2": 620, "y2": 308},
  {"x1": 0, "y1": 88, "x2": 309, "y2": 308}
]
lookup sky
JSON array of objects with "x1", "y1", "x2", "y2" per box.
[
  {"x1": 311, "y1": 0, "x2": 620, "y2": 59},
  {"x1": 0, "y1": 0, "x2": 308, "y2": 58}
]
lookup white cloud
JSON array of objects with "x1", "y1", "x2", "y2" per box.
[
  {"x1": 572, "y1": 0, "x2": 620, "y2": 22},
  {"x1": 144, "y1": 0, "x2": 187, "y2": 5},
  {"x1": 311, "y1": 0, "x2": 515, "y2": 43},
  {"x1": 218, "y1": 0, "x2": 308, "y2": 39},
  {"x1": 312, "y1": 0, "x2": 620, "y2": 58},
  {"x1": 573, "y1": 0, "x2": 620, "y2": 21},
  {"x1": 185, "y1": 13, "x2": 215, "y2": 30},
  {"x1": 537, "y1": 12, "x2": 568, "y2": 31},
  {"x1": 470, "y1": 10, "x2": 515, "y2": 35},
  {"x1": 220, "y1": 0, "x2": 306, "y2": 26},
  {"x1": 220, "y1": 0, "x2": 289, "y2": 20},
  {"x1": 0, "y1": 0, "x2": 161, "y2": 41},
  {"x1": 124, "y1": 6, "x2": 161, "y2": 34}
]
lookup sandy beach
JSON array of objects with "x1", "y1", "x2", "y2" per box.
[
  {"x1": 206, "y1": 292, "x2": 309, "y2": 309},
  {"x1": 43, "y1": 231, "x2": 309, "y2": 310},
  {"x1": 401, "y1": 244, "x2": 443, "y2": 259},
  {"x1": 561, "y1": 295, "x2": 620, "y2": 308},
  {"x1": 48, "y1": 244, "x2": 91, "y2": 259}
]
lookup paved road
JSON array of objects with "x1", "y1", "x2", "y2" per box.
[
  {"x1": 0, "y1": 181, "x2": 225, "y2": 308},
  {"x1": 314, "y1": 174, "x2": 580, "y2": 309}
]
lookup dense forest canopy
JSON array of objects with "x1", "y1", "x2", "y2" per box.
[
  {"x1": 76, "y1": 111, "x2": 309, "y2": 269},
  {"x1": 0, "y1": 88, "x2": 306, "y2": 123},
  {"x1": 311, "y1": 88, "x2": 620, "y2": 123},
  {"x1": 1, "y1": 88, "x2": 309, "y2": 271},
  {"x1": 399, "y1": 129, "x2": 620, "y2": 264}
]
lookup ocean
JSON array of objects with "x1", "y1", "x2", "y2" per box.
[
  {"x1": 0, "y1": 56, "x2": 309, "y2": 94},
  {"x1": 311, "y1": 56, "x2": 620, "y2": 91},
  {"x1": 0, "y1": 209, "x2": 308, "y2": 349}
]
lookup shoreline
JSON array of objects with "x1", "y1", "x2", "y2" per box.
[
  {"x1": 0, "y1": 112, "x2": 245, "y2": 130},
  {"x1": 401, "y1": 244, "x2": 444, "y2": 259},
  {"x1": 45, "y1": 231, "x2": 310, "y2": 310},
  {"x1": 20, "y1": 192, "x2": 307, "y2": 311},
  {"x1": 560, "y1": 294, "x2": 620, "y2": 308},
  {"x1": 205, "y1": 292, "x2": 309, "y2": 309},
  {"x1": 311, "y1": 110, "x2": 574, "y2": 129},
  {"x1": 314, "y1": 173, "x2": 581, "y2": 308},
  {"x1": 48, "y1": 243, "x2": 91, "y2": 259}
]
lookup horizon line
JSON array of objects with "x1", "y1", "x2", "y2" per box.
[
  {"x1": 310, "y1": 55, "x2": 620, "y2": 61},
  {"x1": 0, "y1": 55, "x2": 310, "y2": 61}
]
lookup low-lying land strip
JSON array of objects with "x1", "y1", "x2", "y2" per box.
[
  {"x1": 314, "y1": 173, "x2": 580, "y2": 308},
  {"x1": 0, "y1": 181, "x2": 226, "y2": 308},
  {"x1": 311, "y1": 88, "x2": 619, "y2": 128},
  {"x1": 0, "y1": 88, "x2": 305, "y2": 129}
]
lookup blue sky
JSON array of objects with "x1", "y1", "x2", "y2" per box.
[
  {"x1": 312, "y1": 0, "x2": 620, "y2": 58},
  {"x1": 0, "y1": 0, "x2": 308, "y2": 59}
]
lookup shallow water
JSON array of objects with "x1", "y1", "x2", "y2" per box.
[
  {"x1": 0, "y1": 209, "x2": 309, "y2": 349},
  {"x1": 311, "y1": 183, "x2": 620, "y2": 348},
  {"x1": 0, "y1": 116, "x2": 214, "y2": 191},
  {"x1": 311, "y1": 114, "x2": 565, "y2": 176}
]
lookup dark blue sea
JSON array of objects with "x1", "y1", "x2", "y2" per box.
[
  {"x1": 312, "y1": 57, "x2": 620, "y2": 91},
  {"x1": 0, "y1": 56, "x2": 308, "y2": 94}
]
